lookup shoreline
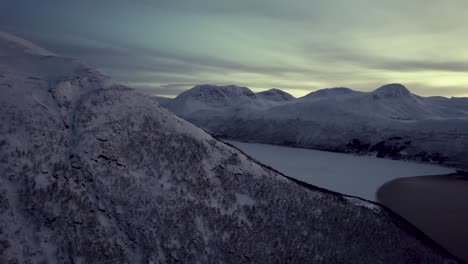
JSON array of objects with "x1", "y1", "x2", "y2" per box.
[
  {"x1": 377, "y1": 173, "x2": 468, "y2": 262},
  {"x1": 225, "y1": 139, "x2": 455, "y2": 201},
  {"x1": 220, "y1": 138, "x2": 465, "y2": 171}
]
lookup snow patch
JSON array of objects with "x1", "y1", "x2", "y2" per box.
[
  {"x1": 344, "y1": 197, "x2": 381, "y2": 213},
  {"x1": 235, "y1": 193, "x2": 255, "y2": 207}
]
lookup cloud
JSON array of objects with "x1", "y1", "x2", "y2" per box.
[
  {"x1": 300, "y1": 39, "x2": 468, "y2": 71},
  {"x1": 2, "y1": 1, "x2": 468, "y2": 97},
  {"x1": 37, "y1": 33, "x2": 315, "y2": 74},
  {"x1": 132, "y1": 83, "x2": 196, "y2": 97}
]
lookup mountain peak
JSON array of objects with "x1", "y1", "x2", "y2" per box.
[
  {"x1": 170, "y1": 84, "x2": 257, "y2": 112},
  {"x1": 256, "y1": 88, "x2": 294, "y2": 101},
  {"x1": 372, "y1": 83, "x2": 411, "y2": 98},
  {"x1": 0, "y1": 31, "x2": 56, "y2": 57},
  {"x1": 304, "y1": 87, "x2": 356, "y2": 99},
  {"x1": 187, "y1": 84, "x2": 256, "y2": 99}
]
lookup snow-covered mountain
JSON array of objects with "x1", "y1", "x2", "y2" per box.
[
  {"x1": 302, "y1": 87, "x2": 360, "y2": 100},
  {"x1": 163, "y1": 84, "x2": 291, "y2": 117},
  {"x1": 256, "y1": 88, "x2": 295, "y2": 102},
  {"x1": 0, "y1": 32, "x2": 461, "y2": 263},
  {"x1": 165, "y1": 84, "x2": 468, "y2": 169}
]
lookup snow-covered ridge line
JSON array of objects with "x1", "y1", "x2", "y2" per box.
[
  {"x1": 158, "y1": 82, "x2": 467, "y2": 102},
  {"x1": 163, "y1": 83, "x2": 468, "y2": 169},
  {"x1": 0, "y1": 32, "x2": 461, "y2": 263}
]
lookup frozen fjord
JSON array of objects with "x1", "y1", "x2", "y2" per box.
[{"x1": 227, "y1": 140, "x2": 455, "y2": 201}]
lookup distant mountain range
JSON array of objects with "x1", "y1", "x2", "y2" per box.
[
  {"x1": 0, "y1": 31, "x2": 461, "y2": 262},
  {"x1": 161, "y1": 84, "x2": 468, "y2": 169}
]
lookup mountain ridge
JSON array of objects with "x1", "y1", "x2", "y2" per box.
[
  {"x1": 256, "y1": 88, "x2": 295, "y2": 101},
  {"x1": 372, "y1": 83, "x2": 412, "y2": 98},
  {"x1": 163, "y1": 83, "x2": 468, "y2": 169},
  {"x1": 0, "y1": 32, "x2": 462, "y2": 263}
]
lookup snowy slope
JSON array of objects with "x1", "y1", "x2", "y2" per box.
[
  {"x1": 168, "y1": 84, "x2": 256, "y2": 114},
  {"x1": 165, "y1": 84, "x2": 468, "y2": 168},
  {"x1": 0, "y1": 33, "x2": 461, "y2": 263},
  {"x1": 348, "y1": 84, "x2": 442, "y2": 120},
  {"x1": 302, "y1": 87, "x2": 361, "y2": 100},
  {"x1": 256, "y1": 88, "x2": 295, "y2": 102},
  {"x1": 166, "y1": 84, "x2": 294, "y2": 117}
]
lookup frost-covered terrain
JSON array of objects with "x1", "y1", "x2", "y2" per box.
[
  {"x1": 162, "y1": 84, "x2": 468, "y2": 169},
  {"x1": 227, "y1": 140, "x2": 455, "y2": 201},
  {"x1": 0, "y1": 32, "x2": 461, "y2": 263}
]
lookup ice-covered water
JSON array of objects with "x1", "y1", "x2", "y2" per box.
[{"x1": 226, "y1": 140, "x2": 455, "y2": 201}]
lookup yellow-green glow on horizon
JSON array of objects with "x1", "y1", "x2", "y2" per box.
[
  {"x1": 5, "y1": 1, "x2": 467, "y2": 98},
  {"x1": 126, "y1": 65, "x2": 468, "y2": 98}
]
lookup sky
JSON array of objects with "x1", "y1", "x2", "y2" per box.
[{"x1": 1, "y1": 0, "x2": 468, "y2": 98}]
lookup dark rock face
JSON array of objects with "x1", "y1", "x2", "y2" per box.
[
  {"x1": 345, "y1": 137, "x2": 448, "y2": 163},
  {"x1": 346, "y1": 139, "x2": 371, "y2": 154},
  {"x1": 0, "y1": 33, "x2": 461, "y2": 263},
  {"x1": 369, "y1": 139, "x2": 407, "y2": 159}
]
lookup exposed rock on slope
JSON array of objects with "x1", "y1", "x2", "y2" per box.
[{"x1": 0, "y1": 32, "x2": 461, "y2": 263}]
